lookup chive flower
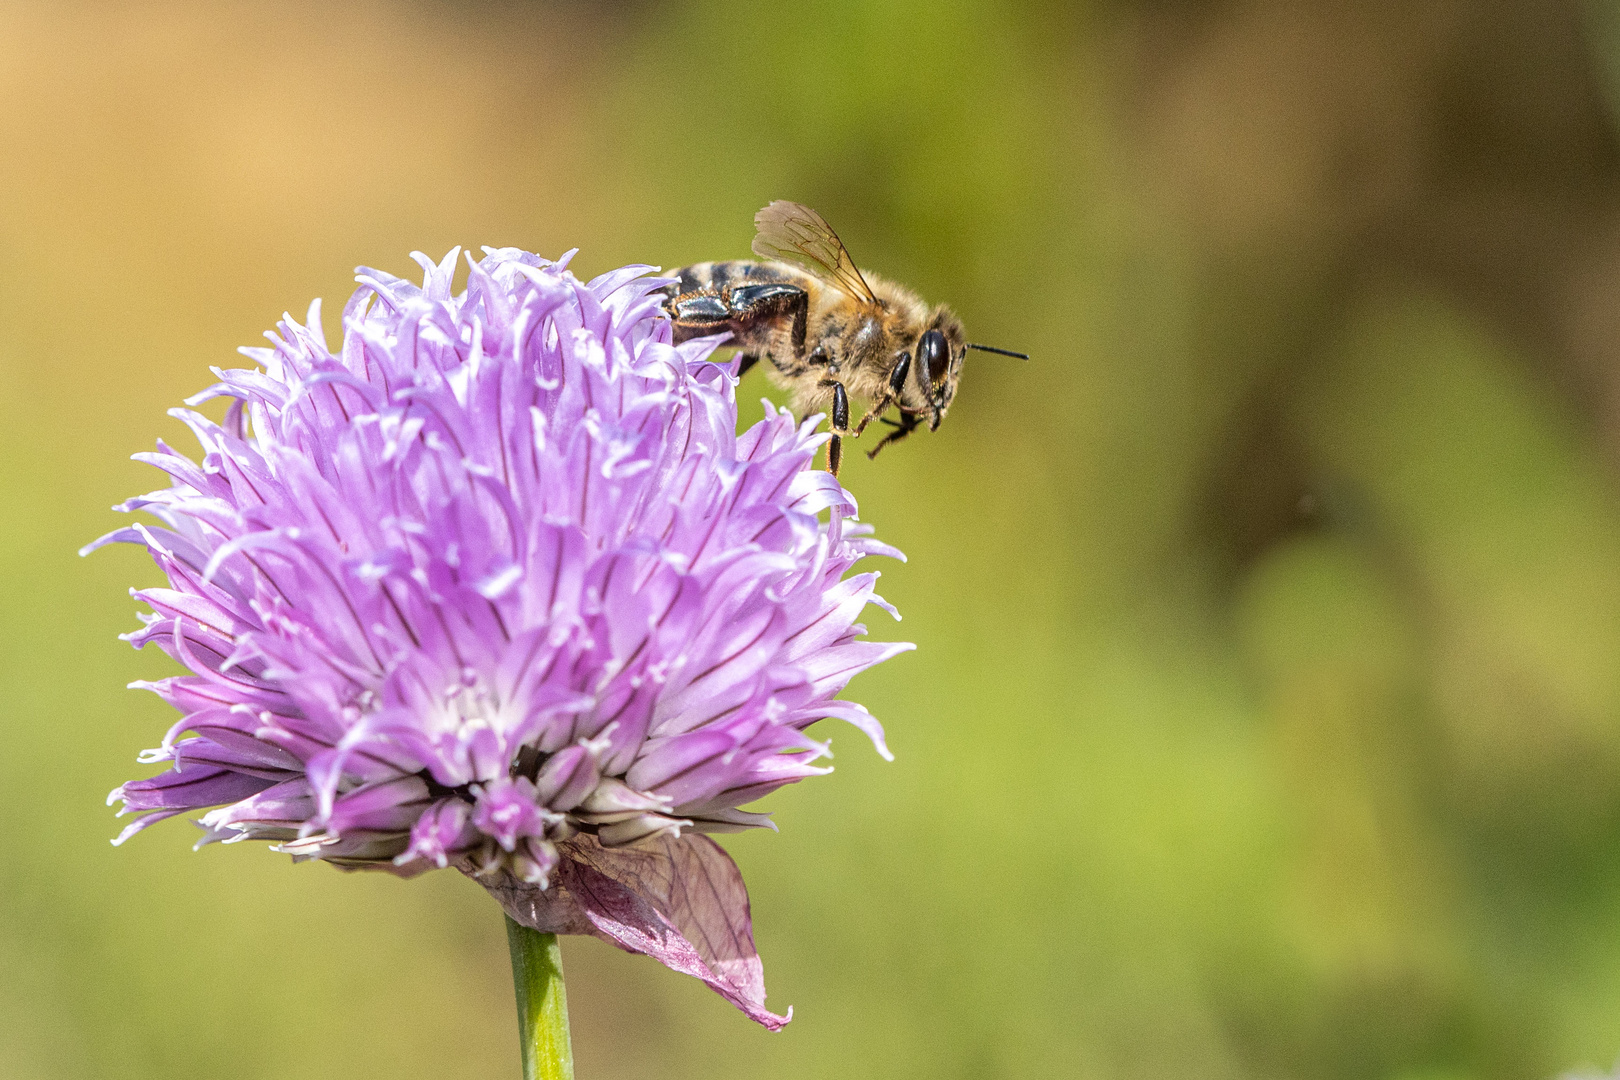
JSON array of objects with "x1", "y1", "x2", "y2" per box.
[{"x1": 91, "y1": 247, "x2": 909, "y2": 1029}]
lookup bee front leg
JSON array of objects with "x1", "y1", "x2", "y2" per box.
[
  {"x1": 866, "y1": 412, "x2": 920, "y2": 461},
  {"x1": 854, "y1": 350, "x2": 911, "y2": 437},
  {"x1": 819, "y1": 379, "x2": 851, "y2": 477}
]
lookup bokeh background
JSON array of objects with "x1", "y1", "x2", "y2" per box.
[{"x1": 10, "y1": 1, "x2": 1620, "y2": 1077}]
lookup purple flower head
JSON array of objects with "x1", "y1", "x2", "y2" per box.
[{"x1": 92, "y1": 247, "x2": 912, "y2": 1028}]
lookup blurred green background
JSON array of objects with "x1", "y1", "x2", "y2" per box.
[{"x1": 9, "y1": 1, "x2": 1620, "y2": 1077}]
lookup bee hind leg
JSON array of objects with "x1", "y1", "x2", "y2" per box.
[
  {"x1": 664, "y1": 292, "x2": 733, "y2": 342},
  {"x1": 728, "y1": 283, "x2": 808, "y2": 360},
  {"x1": 666, "y1": 283, "x2": 808, "y2": 361}
]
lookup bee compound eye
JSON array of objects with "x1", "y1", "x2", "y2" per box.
[{"x1": 919, "y1": 330, "x2": 950, "y2": 385}]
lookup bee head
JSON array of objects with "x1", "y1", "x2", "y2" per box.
[{"x1": 911, "y1": 308, "x2": 966, "y2": 431}]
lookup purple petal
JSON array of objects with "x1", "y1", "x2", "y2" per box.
[
  {"x1": 327, "y1": 775, "x2": 433, "y2": 834},
  {"x1": 472, "y1": 777, "x2": 552, "y2": 851},
  {"x1": 532, "y1": 743, "x2": 600, "y2": 812},
  {"x1": 113, "y1": 762, "x2": 276, "y2": 814},
  {"x1": 396, "y1": 798, "x2": 479, "y2": 869}
]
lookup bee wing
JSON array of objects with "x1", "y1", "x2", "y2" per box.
[{"x1": 751, "y1": 201, "x2": 881, "y2": 308}]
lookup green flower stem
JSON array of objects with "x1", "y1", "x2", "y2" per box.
[{"x1": 505, "y1": 916, "x2": 575, "y2": 1080}]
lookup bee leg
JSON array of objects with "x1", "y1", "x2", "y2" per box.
[
  {"x1": 737, "y1": 353, "x2": 761, "y2": 377},
  {"x1": 854, "y1": 350, "x2": 910, "y2": 437},
  {"x1": 726, "y1": 283, "x2": 809, "y2": 363},
  {"x1": 853, "y1": 398, "x2": 888, "y2": 438},
  {"x1": 822, "y1": 380, "x2": 851, "y2": 432},
  {"x1": 664, "y1": 284, "x2": 809, "y2": 363},
  {"x1": 819, "y1": 379, "x2": 851, "y2": 477},
  {"x1": 664, "y1": 292, "x2": 734, "y2": 341},
  {"x1": 726, "y1": 284, "x2": 807, "y2": 360},
  {"x1": 865, "y1": 412, "x2": 920, "y2": 461}
]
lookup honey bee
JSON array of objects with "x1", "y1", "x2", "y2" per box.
[{"x1": 660, "y1": 201, "x2": 1026, "y2": 476}]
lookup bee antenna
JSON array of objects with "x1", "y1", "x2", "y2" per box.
[{"x1": 965, "y1": 343, "x2": 1030, "y2": 360}]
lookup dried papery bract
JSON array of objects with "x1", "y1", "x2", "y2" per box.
[{"x1": 92, "y1": 246, "x2": 910, "y2": 1028}]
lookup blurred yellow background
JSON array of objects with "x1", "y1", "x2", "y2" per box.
[{"x1": 8, "y1": 1, "x2": 1620, "y2": 1077}]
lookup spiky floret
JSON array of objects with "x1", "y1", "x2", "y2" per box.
[{"x1": 91, "y1": 247, "x2": 910, "y2": 1028}]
